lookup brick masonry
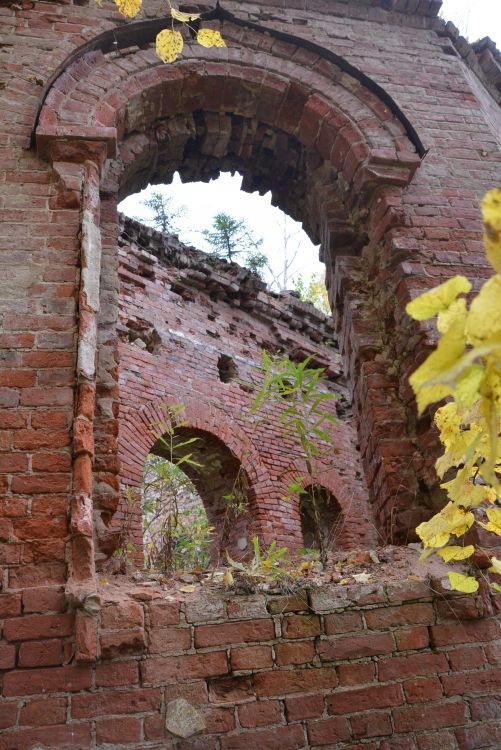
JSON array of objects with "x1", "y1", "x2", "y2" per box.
[
  {"x1": 1, "y1": 0, "x2": 501, "y2": 746},
  {"x1": 0, "y1": 578, "x2": 500, "y2": 749}
]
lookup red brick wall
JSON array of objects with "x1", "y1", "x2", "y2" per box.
[
  {"x1": 117, "y1": 216, "x2": 375, "y2": 555},
  {"x1": 0, "y1": 578, "x2": 500, "y2": 749}
]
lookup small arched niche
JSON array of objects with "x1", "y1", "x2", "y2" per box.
[
  {"x1": 300, "y1": 484, "x2": 343, "y2": 552},
  {"x1": 149, "y1": 425, "x2": 252, "y2": 565}
]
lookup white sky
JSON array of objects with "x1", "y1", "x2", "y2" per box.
[{"x1": 120, "y1": 1, "x2": 500, "y2": 290}]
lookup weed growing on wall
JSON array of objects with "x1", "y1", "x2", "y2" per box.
[
  {"x1": 250, "y1": 352, "x2": 339, "y2": 568},
  {"x1": 407, "y1": 189, "x2": 501, "y2": 593}
]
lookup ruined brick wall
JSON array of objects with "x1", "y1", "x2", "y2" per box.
[
  {"x1": 1, "y1": 0, "x2": 501, "y2": 745},
  {"x1": 117, "y1": 215, "x2": 375, "y2": 556},
  {"x1": 1, "y1": 577, "x2": 500, "y2": 749}
]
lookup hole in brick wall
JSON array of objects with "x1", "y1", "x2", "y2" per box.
[
  {"x1": 124, "y1": 318, "x2": 162, "y2": 354},
  {"x1": 217, "y1": 354, "x2": 238, "y2": 383},
  {"x1": 300, "y1": 484, "x2": 343, "y2": 551}
]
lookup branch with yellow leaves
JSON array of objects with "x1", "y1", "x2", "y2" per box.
[
  {"x1": 407, "y1": 188, "x2": 501, "y2": 594},
  {"x1": 103, "y1": 1, "x2": 226, "y2": 63}
]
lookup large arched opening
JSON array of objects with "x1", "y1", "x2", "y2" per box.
[{"x1": 34, "y1": 16, "x2": 423, "y2": 571}]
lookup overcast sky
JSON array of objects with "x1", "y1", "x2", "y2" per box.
[{"x1": 120, "y1": 1, "x2": 500, "y2": 290}]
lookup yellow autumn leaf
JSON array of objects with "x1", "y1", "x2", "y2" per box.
[
  {"x1": 179, "y1": 584, "x2": 198, "y2": 593},
  {"x1": 437, "y1": 298, "x2": 467, "y2": 334},
  {"x1": 171, "y1": 7, "x2": 200, "y2": 21},
  {"x1": 197, "y1": 28, "x2": 226, "y2": 48},
  {"x1": 465, "y1": 276, "x2": 501, "y2": 346},
  {"x1": 222, "y1": 569, "x2": 234, "y2": 586},
  {"x1": 455, "y1": 363, "x2": 484, "y2": 408},
  {"x1": 115, "y1": 0, "x2": 141, "y2": 17},
  {"x1": 156, "y1": 29, "x2": 184, "y2": 63},
  {"x1": 492, "y1": 582, "x2": 501, "y2": 592},
  {"x1": 489, "y1": 557, "x2": 501, "y2": 575},
  {"x1": 448, "y1": 572, "x2": 479, "y2": 593},
  {"x1": 409, "y1": 316, "x2": 466, "y2": 414},
  {"x1": 435, "y1": 402, "x2": 462, "y2": 449},
  {"x1": 416, "y1": 515, "x2": 450, "y2": 549},
  {"x1": 406, "y1": 276, "x2": 471, "y2": 321},
  {"x1": 482, "y1": 189, "x2": 501, "y2": 273},
  {"x1": 437, "y1": 545, "x2": 475, "y2": 562},
  {"x1": 479, "y1": 507, "x2": 501, "y2": 536}
]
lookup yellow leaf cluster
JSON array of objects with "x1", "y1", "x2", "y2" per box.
[
  {"x1": 437, "y1": 545, "x2": 475, "y2": 562},
  {"x1": 406, "y1": 276, "x2": 471, "y2": 321},
  {"x1": 114, "y1": 0, "x2": 141, "y2": 17},
  {"x1": 154, "y1": 9, "x2": 226, "y2": 64},
  {"x1": 408, "y1": 189, "x2": 501, "y2": 594}
]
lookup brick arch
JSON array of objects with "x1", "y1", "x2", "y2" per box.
[
  {"x1": 120, "y1": 392, "x2": 269, "y2": 494},
  {"x1": 115, "y1": 392, "x2": 276, "y2": 558},
  {"x1": 36, "y1": 17, "x2": 422, "y2": 252}
]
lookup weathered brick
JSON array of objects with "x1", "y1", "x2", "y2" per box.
[
  {"x1": 351, "y1": 711, "x2": 392, "y2": 738},
  {"x1": 378, "y1": 652, "x2": 449, "y2": 682},
  {"x1": 307, "y1": 716, "x2": 351, "y2": 745},
  {"x1": 275, "y1": 640, "x2": 315, "y2": 665},
  {"x1": 71, "y1": 688, "x2": 161, "y2": 719},
  {"x1": 281, "y1": 614, "x2": 321, "y2": 639},
  {"x1": 393, "y1": 699, "x2": 466, "y2": 732},
  {"x1": 195, "y1": 619, "x2": 275, "y2": 648},
  {"x1": 403, "y1": 677, "x2": 443, "y2": 704},
  {"x1": 364, "y1": 603, "x2": 434, "y2": 630},
  {"x1": 319, "y1": 632, "x2": 394, "y2": 661},
  {"x1": 327, "y1": 683, "x2": 403, "y2": 715},
  {"x1": 95, "y1": 717, "x2": 142, "y2": 744},
  {"x1": 231, "y1": 645, "x2": 273, "y2": 671},
  {"x1": 285, "y1": 693, "x2": 324, "y2": 721},
  {"x1": 238, "y1": 700, "x2": 282, "y2": 728},
  {"x1": 141, "y1": 651, "x2": 228, "y2": 685},
  {"x1": 431, "y1": 620, "x2": 500, "y2": 647},
  {"x1": 254, "y1": 667, "x2": 337, "y2": 697},
  {"x1": 18, "y1": 639, "x2": 63, "y2": 668},
  {"x1": 220, "y1": 724, "x2": 305, "y2": 750},
  {"x1": 19, "y1": 697, "x2": 66, "y2": 727},
  {"x1": 324, "y1": 611, "x2": 364, "y2": 635},
  {"x1": 3, "y1": 666, "x2": 92, "y2": 696},
  {"x1": 3, "y1": 613, "x2": 73, "y2": 642}
]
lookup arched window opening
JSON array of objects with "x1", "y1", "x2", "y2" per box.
[
  {"x1": 300, "y1": 484, "x2": 343, "y2": 553},
  {"x1": 145, "y1": 425, "x2": 252, "y2": 572}
]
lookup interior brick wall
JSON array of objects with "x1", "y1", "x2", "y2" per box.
[{"x1": 117, "y1": 215, "x2": 375, "y2": 556}]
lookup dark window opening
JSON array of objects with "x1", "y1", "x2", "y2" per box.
[{"x1": 300, "y1": 484, "x2": 343, "y2": 551}]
